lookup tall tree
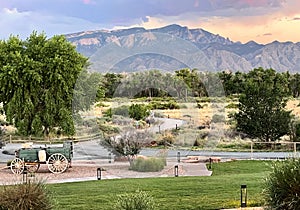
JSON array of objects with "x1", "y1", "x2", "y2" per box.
[
  {"x1": 234, "y1": 68, "x2": 292, "y2": 142},
  {"x1": 0, "y1": 32, "x2": 88, "y2": 137}
]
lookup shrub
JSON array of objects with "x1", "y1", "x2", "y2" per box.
[
  {"x1": 225, "y1": 103, "x2": 238, "y2": 109},
  {"x1": 98, "y1": 123, "x2": 120, "y2": 134},
  {"x1": 157, "y1": 132, "x2": 175, "y2": 146},
  {"x1": 129, "y1": 104, "x2": 150, "y2": 121},
  {"x1": 115, "y1": 190, "x2": 156, "y2": 210},
  {"x1": 113, "y1": 105, "x2": 130, "y2": 117},
  {"x1": 211, "y1": 114, "x2": 225, "y2": 123},
  {"x1": 264, "y1": 158, "x2": 300, "y2": 209},
  {"x1": 196, "y1": 103, "x2": 203, "y2": 109},
  {"x1": 196, "y1": 97, "x2": 211, "y2": 103},
  {"x1": 148, "y1": 101, "x2": 180, "y2": 110},
  {"x1": 0, "y1": 181, "x2": 52, "y2": 210},
  {"x1": 130, "y1": 157, "x2": 165, "y2": 172}
]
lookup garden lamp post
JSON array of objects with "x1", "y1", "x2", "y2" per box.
[
  {"x1": 174, "y1": 165, "x2": 179, "y2": 177},
  {"x1": 108, "y1": 152, "x2": 112, "y2": 163},
  {"x1": 177, "y1": 151, "x2": 181, "y2": 163},
  {"x1": 208, "y1": 158, "x2": 212, "y2": 170},
  {"x1": 97, "y1": 168, "x2": 102, "y2": 180},
  {"x1": 22, "y1": 169, "x2": 28, "y2": 184},
  {"x1": 240, "y1": 184, "x2": 247, "y2": 207}
]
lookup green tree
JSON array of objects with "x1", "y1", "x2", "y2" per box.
[
  {"x1": 129, "y1": 104, "x2": 150, "y2": 121},
  {"x1": 289, "y1": 72, "x2": 300, "y2": 97},
  {"x1": 102, "y1": 73, "x2": 123, "y2": 98},
  {"x1": 0, "y1": 32, "x2": 88, "y2": 137},
  {"x1": 234, "y1": 68, "x2": 291, "y2": 142}
]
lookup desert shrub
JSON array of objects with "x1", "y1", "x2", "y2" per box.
[
  {"x1": 225, "y1": 103, "x2": 238, "y2": 109},
  {"x1": 157, "y1": 132, "x2": 175, "y2": 146},
  {"x1": 264, "y1": 158, "x2": 300, "y2": 209},
  {"x1": 196, "y1": 97, "x2": 211, "y2": 103},
  {"x1": 149, "y1": 101, "x2": 179, "y2": 110},
  {"x1": 98, "y1": 123, "x2": 120, "y2": 134},
  {"x1": 0, "y1": 181, "x2": 52, "y2": 210},
  {"x1": 211, "y1": 114, "x2": 225, "y2": 123},
  {"x1": 103, "y1": 108, "x2": 113, "y2": 118},
  {"x1": 153, "y1": 112, "x2": 164, "y2": 118},
  {"x1": 112, "y1": 115, "x2": 132, "y2": 126},
  {"x1": 196, "y1": 103, "x2": 203, "y2": 109},
  {"x1": 130, "y1": 157, "x2": 165, "y2": 172},
  {"x1": 179, "y1": 104, "x2": 187, "y2": 109},
  {"x1": 95, "y1": 102, "x2": 109, "y2": 107},
  {"x1": 113, "y1": 105, "x2": 130, "y2": 117},
  {"x1": 193, "y1": 138, "x2": 206, "y2": 147},
  {"x1": 115, "y1": 189, "x2": 156, "y2": 210}
]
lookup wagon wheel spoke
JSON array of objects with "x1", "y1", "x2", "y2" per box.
[
  {"x1": 47, "y1": 153, "x2": 68, "y2": 174},
  {"x1": 26, "y1": 163, "x2": 40, "y2": 173},
  {"x1": 10, "y1": 158, "x2": 25, "y2": 174}
]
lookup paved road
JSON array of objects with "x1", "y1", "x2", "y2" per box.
[
  {"x1": 1, "y1": 139, "x2": 298, "y2": 164},
  {"x1": 0, "y1": 117, "x2": 298, "y2": 163}
]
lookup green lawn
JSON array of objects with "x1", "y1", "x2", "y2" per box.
[{"x1": 49, "y1": 160, "x2": 271, "y2": 210}]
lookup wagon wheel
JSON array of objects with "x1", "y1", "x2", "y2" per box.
[
  {"x1": 47, "y1": 153, "x2": 69, "y2": 174},
  {"x1": 26, "y1": 163, "x2": 40, "y2": 173},
  {"x1": 10, "y1": 158, "x2": 25, "y2": 174}
]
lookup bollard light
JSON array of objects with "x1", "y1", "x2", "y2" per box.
[
  {"x1": 208, "y1": 158, "x2": 212, "y2": 170},
  {"x1": 97, "y1": 168, "x2": 102, "y2": 180},
  {"x1": 108, "y1": 153, "x2": 112, "y2": 163},
  {"x1": 241, "y1": 184, "x2": 247, "y2": 208},
  {"x1": 22, "y1": 169, "x2": 28, "y2": 184},
  {"x1": 174, "y1": 165, "x2": 179, "y2": 177},
  {"x1": 177, "y1": 151, "x2": 181, "y2": 163}
]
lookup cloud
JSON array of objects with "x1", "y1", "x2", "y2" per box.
[
  {"x1": 0, "y1": 0, "x2": 299, "y2": 44},
  {"x1": 263, "y1": 33, "x2": 273, "y2": 36},
  {"x1": 0, "y1": 7, "x2": 102, "y2": 39}
]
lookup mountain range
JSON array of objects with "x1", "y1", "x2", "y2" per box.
[{"x1": 65, "y1": 24, "x2": 300, "y2": 73}]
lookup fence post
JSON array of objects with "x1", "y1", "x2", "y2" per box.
[
  {"x1": 9, "y1": 135, "x2": 12, "y2": 143},
  {"x1": 294, "y1": 142, "x2": 297, "y2": 157}
]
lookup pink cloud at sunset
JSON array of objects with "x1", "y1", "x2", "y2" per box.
[{"x1": 0, "y1": 0, "x2": 299, "y2": 44}]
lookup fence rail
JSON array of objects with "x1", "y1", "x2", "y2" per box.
[{"x1": 1, "y1": 133, "x2": 103, "y2": 144}]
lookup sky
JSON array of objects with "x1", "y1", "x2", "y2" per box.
[{"x1": 0, "y1": 0, "x2": 299, "y2": 44}]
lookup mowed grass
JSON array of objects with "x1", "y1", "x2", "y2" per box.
[{"x1": 49, "y1": 160, "x2": 271, "y2": 210}]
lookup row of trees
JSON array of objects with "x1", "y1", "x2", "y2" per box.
[{"x1": 97, "y1": 68, "x2": 300, "y2": 100}]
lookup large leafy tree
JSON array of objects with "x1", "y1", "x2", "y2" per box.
[
  {"x1": 235, "y1": 68, "x2": 292, "y2": 142},
  {"x1": 0, "y1": 32, "x2": 88, "y2": 137}
]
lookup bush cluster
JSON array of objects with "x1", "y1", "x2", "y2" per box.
[
  {"x1": 0, "y1": 181, "x2": 52, "y2": 210},
  {"x1": 98, "y1": 123, "x2": 120, "y2": 134},
  {"x1": 225, "y1": 103, "x2": 238, "y2": 109},
  {"x1": 114, "y1": 190, "x2": 156, "y2": 210},
  {"x1": 157, "y1": 132, "x2": 175, "y2": 146},
  {"x1": 148, "y1": 101, "x2": 179, "y2": 110},
  {"x1": 130, "y1": 157, "x2": 165, "y2": 172},
  {"x1": 211, "y1": 114, "x2": 225, "y2": 123},
  {"x1": 112, "y1": 105, "x2": 130, "y2": 117},
  {"x1": 264, "y1": 158, "x2": 300, "y2": 209}
]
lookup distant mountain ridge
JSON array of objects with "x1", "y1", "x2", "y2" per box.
[{"x1": 65, "y1": 24, "x2": 300, "y2": 72}]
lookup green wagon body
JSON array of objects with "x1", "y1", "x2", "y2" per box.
[
  {"x1": 16, "y1": 141, "x2": 73, "y2": 162},
  {"x1": 11, "y1": 141, "x2": 73, "y2": 174}
]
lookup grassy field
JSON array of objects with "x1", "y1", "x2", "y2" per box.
[{"x1": 49, "y1": 160, "x2": 271, "y2": 210}]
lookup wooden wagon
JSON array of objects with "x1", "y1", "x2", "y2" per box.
[{"x1": 10, "y1": 141, "x2": 73, "y2": 174}]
